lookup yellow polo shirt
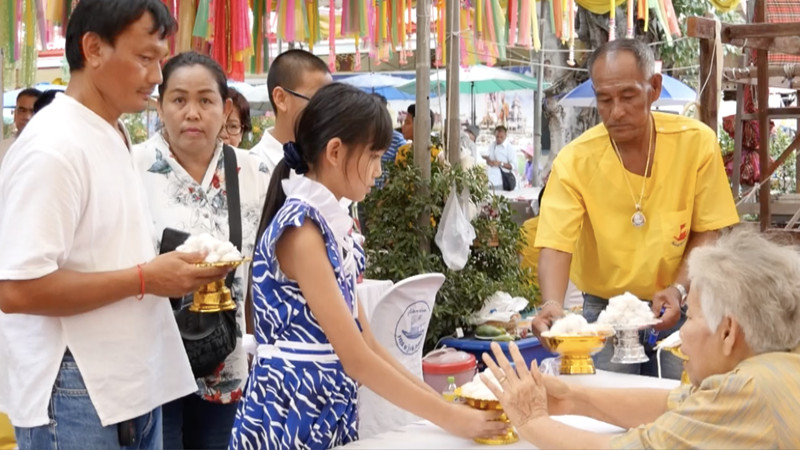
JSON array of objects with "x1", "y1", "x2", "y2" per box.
[
  {"x1": 535, "y1": 113, "x2": 739, "y2": 299},
  {"x1": 0, "y1": 413, "x2": 13, "y2": 450},
  {"x1": 611, "y1": 351, "x2": 800, "y2": 449},
  {"x1": 520, "y1": 217, "x2": 541, "y2": 286}
]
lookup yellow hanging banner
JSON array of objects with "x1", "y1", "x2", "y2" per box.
[
  {"x1": 709, "y1": 0, "x2": 740, "y2": 13},
  {"x1": 575, "y1": 0, "x2": 626, "y2": 15}
]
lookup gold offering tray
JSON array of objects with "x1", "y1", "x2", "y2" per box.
[
  {"x1": 190, "y1": 258, "x2": 251, "y2": 312},
  {"x1": 540, "y1": 330, "x2": 615, "y2": 375},
  {"x1": 456, "y1": 388, "x2": 519, "y2": 445},
  {"x1": 193, "y1": 258, "x2": 252, "y2": 269}
]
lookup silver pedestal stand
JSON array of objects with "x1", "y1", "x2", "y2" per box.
[{"x1": 610, "y1": 325, "x2": 649, "y2": 364}]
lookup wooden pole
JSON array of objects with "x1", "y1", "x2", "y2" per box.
[
  {"x1": 532, "y1": 0, "x2": 547, "y2": 187},
  {"x1": 732, "y1": 83, "x2": 744, "y2": 197},
  {"x1": 415, "y1": 0, "x2": 432, "y2": 253},
  {"x1": 415, "y1": 0, "x2": 432, "y2": 180},
  {"x1": 794, "y1": 91, "x2": 800, "y2": 193},
  {"x1": 445, "y1": 0, "x2": 460, "y2": 166},
  {"x1": 0, "y1": 49, "x2": 4, "y2": 139},
  {"x1": 755, "y1": 0, "x2": 770, "y2": 231},
  {"x1": 698, "y1": 37, "x2": 719, "y2": 134}
]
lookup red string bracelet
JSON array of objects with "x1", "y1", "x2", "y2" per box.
[{"x1": 136, "y1": 264, "x2": 145, "y2": 301}]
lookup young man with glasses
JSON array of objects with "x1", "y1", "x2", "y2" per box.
[
  {"x1": 0, "y1": 88, "x2": 41, "y2": 166},
  {"x1": 249, "y1": 49, "x2": 331, "y2": 177}
]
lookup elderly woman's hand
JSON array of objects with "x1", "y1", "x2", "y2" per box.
[{"x1": 481, "y1": 342, "x2": 549, "y2": 428}]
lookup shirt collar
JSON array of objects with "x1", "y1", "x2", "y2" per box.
[
  {"x1": 281, "y1": 173, "x2": 353, "y2": 241},
  {"x1": 154, "y1": 132, "x2": 224, "y2": 189}
]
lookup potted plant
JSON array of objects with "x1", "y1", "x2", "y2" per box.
[{"x1": 363, "y1": 156, "x2": 538, "y2": 351}]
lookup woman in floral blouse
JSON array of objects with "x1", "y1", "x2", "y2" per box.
[{"x1": 132, "y1": 52, "x2": 268, "y2": 449}]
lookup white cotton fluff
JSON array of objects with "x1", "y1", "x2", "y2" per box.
[
  {"x1": 596, "y1": 292, "x2": 656, "y2": 327},
  {"x1": 548, "y1": 313, "x2": 592, "y2": 335},
  {"x1": 174, "y1": 233, "x2": 243, "y2": 263},
  {"x1": 460, "y1": 369, "x2": 503, "y2": 401}
]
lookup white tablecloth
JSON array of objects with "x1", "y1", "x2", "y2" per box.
[
  {"x1": 356, "y1": 279, "x2": 394, "y2": 322},
  {"x1": 340, "y1": 370, "x2": 679, "y2": 449}
]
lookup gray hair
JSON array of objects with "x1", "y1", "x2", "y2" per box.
[
  {"x1": 587, "y1": 39, "x2": 655, "y2": 81},
  {"x1": 687, "y1": 227, "x2": 800, "y2": 354}
]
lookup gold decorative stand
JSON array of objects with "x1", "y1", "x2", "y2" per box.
[
  {"x1": 190, "y1": 259, "x2": 250, "y2": 313},
  {"x1": 540, "y1": 331, "x2": 615, "y2": 375}
]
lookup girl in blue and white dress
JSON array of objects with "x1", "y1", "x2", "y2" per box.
[{"x1": 229, "y1": 83, "x2": 506, "y2": 449}]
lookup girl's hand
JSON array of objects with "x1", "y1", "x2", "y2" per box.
[
  {"x1": 481, "y1": 342, "x2": 549, "y2": 428},
  {"x1": 441, "y1": 404, "x2": 508, "y2": 440}
]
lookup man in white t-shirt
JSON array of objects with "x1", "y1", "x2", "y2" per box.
[
  {"x1": 249, "y1": 49, "x2": 331, "y2": 178},
  {"x1": 0, "y1": 1, "x2": 230, "y2": 449},
  {"x1": 482, "y1": 125, "x2": 518, "y2": 190},
  {"x1": 0, "y1": 88, "x2": 41, "y2": 166}
]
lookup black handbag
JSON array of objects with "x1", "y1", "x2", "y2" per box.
[
  {"x1": 501, "y1": 168, "x2": 516, "y2": 191},
  {"x1": 161, "y1": 145, "x2": 242, "y2": 378}
]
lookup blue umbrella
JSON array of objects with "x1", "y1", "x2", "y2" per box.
[
  {"x1": 340, "y1": 73, "x2": 415, "y2": 100},
  {"x1": 558, "y1": 74, "x2": 696, "y2": 107},
  {"x1": 3, "y1": 83, "x2": 66, "y2": 109}
]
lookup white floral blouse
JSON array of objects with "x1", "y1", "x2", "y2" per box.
[{"x1": 132, "y1": 132, "x2": 269, "y2": 404}]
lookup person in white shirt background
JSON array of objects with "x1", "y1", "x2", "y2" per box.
[
  {"x1": 248, "y1": 50, "x2": 331, "y2": 177},
  {"x1": 482, "y1": 125, "x2": 518, "y2": 190},
  {"x1": 132, "y1": 51, "x2": 269, "y2": 449},
  {"x1": 0, "y1": 1, "x2": 230, "y2": 449},
  {"x1": 0, "y1": 88, "x2": 41, "y2": 165}
]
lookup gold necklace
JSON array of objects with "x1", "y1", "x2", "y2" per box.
[{"x1": 610, "y1": 120, "x2": 654, "y2": 228}]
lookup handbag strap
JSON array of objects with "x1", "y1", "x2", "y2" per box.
[{"x1": 223, "y1": 144, "x2": 241, "y2": 289}]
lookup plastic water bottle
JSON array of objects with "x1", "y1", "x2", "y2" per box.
[{"x1": 442, "y1": 376, "x2": 458, "y2": 402}]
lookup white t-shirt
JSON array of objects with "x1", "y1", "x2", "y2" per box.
[
  {"x1": 132, "y1": 134, "x2": 268, "y2": 403},
  {"x1": 0, "y1": 95, "x2": 196, "y2": 427},
  {"x1": 485, "y1": 141, "x2": 517, "y2": 188},
  {"x1": 248, "y1": 127, "x2": 283, "y2": 177}
]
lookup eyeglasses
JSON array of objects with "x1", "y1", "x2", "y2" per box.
[
  {"x1": 224, "y1": 122, "x2": 243, "y2": 135},
  {"x1": 282, "y1": 87, "x2": 311, "y2": 102}
]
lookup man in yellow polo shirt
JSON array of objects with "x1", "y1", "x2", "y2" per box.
[
  {"x1": 0, "y1": 413, "x2": 13, "y2": 450},
  {"x1": 532, "y1": 39, "x2": 739, "y2": 379}
]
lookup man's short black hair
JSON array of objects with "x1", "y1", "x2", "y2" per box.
[
  {"x1": 586, "y1": 38, "x2": 655, "y2": 81},
  {"x1": 33, "y1": 90, "x2": 59, "y2": 113},
  {"x1": 495, "y1": 125, "x2": 507, "y2": 133},
  {"x1": 65, "y1": 0, "x2": 177, "y2": 72},
  {"x1": 407, "y1": 104, "x2": 435, "y2": 125},
  {"x1": 16, "y1": 88, "x2": 42, "y2": 102},
  {"x1": 267, "y1": 50, "x2": 329, "y2": 117}
]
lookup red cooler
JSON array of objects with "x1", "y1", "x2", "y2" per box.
[{"x1": 422, "y1": 348, "x2": 477, "y2": 393}]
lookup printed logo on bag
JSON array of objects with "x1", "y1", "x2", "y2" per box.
[
  {"x1": 672, "y1": 223, "x2": 689, "y2": 247},
  {"x1": 395, "y1": 301, "x2": 431, "y2": 355}
]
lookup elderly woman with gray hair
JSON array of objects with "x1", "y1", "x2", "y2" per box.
[{"x1": 483, "y1": 227, "x2": 800, "y2": 449}]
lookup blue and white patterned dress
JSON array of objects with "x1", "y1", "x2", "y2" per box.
[{"x1": 230, "y1": 175, "x2": 365, "y2": 450}]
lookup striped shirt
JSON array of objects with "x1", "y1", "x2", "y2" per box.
[
  {"x1": 611, "y1": 351, "x2": 800, "y2": 449},
  {"x1": 375, "y1": 130, "x2": 407, "y2": 188}
]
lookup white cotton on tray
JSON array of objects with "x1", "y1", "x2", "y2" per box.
[
  {"x1": 459, "y1": 369, "x2": 503, "y2": 401},
  {"x1": 596, "y1": 292, "x2": 656, "y2": 328},
  {"x1": 545, "y1": 313, "x2": 613, "y2": 336},
  {"x1": 175, "y1": 233, "x2": 243, "y2": 263}
]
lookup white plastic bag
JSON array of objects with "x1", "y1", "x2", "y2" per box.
[
  {"x1": 470, "y1": 291, "x2": 529, "y2": 324},
  {"x1": 435, "y1": 185, "x2": 476, "y2": 270}
]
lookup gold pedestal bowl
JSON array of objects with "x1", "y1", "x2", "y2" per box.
[
  {"x1": 190, "y1": 259, "x2": 251, "y2": 313},
  {"x1": 539, "y1": 329, "x2": 615, "y2": 375},
  {"x1": 455, "y1": 388, "x2": 519, "y2": 445}
]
